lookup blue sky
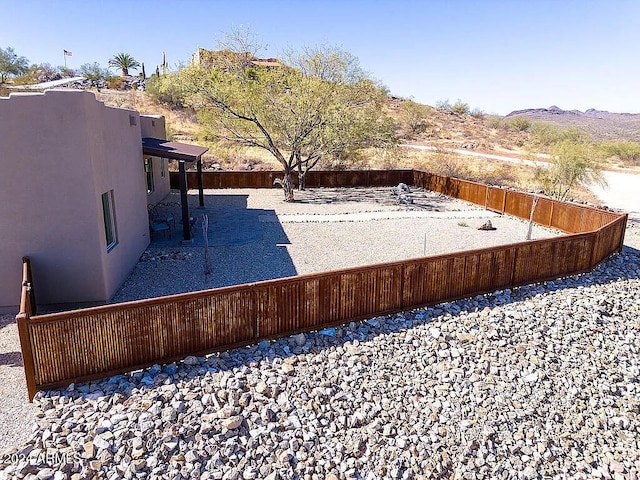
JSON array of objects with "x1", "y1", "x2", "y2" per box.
[{"x1": 2, "y1": 0, "x2": 638, "y2": 115}]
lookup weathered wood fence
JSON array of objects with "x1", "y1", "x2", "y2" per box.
[
  {"x1": 169, "y1": 169, "x2": 414, "y2": 190},
  {"x1": 17, "y1": 170, "x2": 627, "y2": 399}
]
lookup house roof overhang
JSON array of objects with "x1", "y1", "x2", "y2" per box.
[{"x1": 142, "y1": 137, "x2": 209, "y2": 162}]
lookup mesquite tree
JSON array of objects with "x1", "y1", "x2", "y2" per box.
[
  {"x1": 0, "y1": 47, "x2": 28, "y2": 83},
  {"x1": 535, "y1": 140, "x2": 606, "y2": 201},
  {"x1": 180, "y1": 32, "x2": 395, "y2": 201}
]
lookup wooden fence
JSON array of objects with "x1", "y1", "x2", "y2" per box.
[
  {"x1": 169, "y1": 169, "x2": 414, "y2": 190},
  {"x1": 17, "y1": 170, "x2": 627, "y2": 399}
]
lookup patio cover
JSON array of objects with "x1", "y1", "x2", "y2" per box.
[{"x1": 142, "y1": 137, "x2": 209, "y2": 241}]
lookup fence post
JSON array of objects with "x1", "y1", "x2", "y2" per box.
[
  {"x1": 589, "y1": 229, "x2": 601, "y2": 268},
  {"x1": 618, "y1": 214, "x2": 628, "y2": 253},
  {"x1": 24, "y1": 257, "x2": 36, "y2": 316},
  {"x1": 16, "y1": 312, "x2": 38, "y2": 401}
]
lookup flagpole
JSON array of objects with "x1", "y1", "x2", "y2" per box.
[{"x1": 64, "y1": 50, "x2": 67, "y2": 69}]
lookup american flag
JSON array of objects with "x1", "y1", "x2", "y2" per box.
[{"x1": 64, "y1": 50, "x2": 72, "y2": 56}]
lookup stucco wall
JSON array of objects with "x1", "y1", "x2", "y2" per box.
[
  {"x1": 140, "y1": 115, "x2": 170, "y2": 206},
  {"x1": 88, "y1": 95, "x2": 151, "y2": 302},
  {"x1": 0, "y1": 90, "x2": 152, "y2": 310}
]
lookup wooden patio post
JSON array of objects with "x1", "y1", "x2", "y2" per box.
[
  {"x1": 179, "y1": 160, "x2": 191, "y2": 241},
  {"x1": 197, "y1": 158, "x2": 205, "y2": 207}
]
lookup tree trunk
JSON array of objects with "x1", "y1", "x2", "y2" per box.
[
  {"x1": 282, "y1": 167, "x2": 295, "y2": 202},
  {"x1": 298, "y1": 170, "x2": 306, "y2": 191},
  {"x1": 526, "y1": 196, "x2": 539, "y2": 241},
  {"x1": 296, "y1": 156, "x2": 306, "y2": 191}
]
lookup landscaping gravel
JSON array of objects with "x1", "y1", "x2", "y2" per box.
[
  {"x1": 0, "y1": 314, "x2": 37, "y2": 459},
  {"x1": 111, "y1": 188, "x2": 557, "y2": 302},
  {"x1": 1, "y1": 189, "x2": 639, "y2": 479},
  {"x1": 2, "y1": 236, "x2": 639, "y2": 479}
]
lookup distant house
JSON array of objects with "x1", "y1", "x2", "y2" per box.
[
  {"x1": 0, "y1": 89, "x2": 207, "y2": 311},
  {"x1": 191, "y1": 48, "x2": 283, "y2": 70}
]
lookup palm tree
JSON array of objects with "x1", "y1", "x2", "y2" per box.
[{"x1": 108, "y1": 53, "x2": 140, "y2": 76}]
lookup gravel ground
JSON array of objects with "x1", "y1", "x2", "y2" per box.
[
  {"x1": 0, "y1": 188, "x2": 638, "y2": 479},
  {"x1": 112, "y1": 188, "x2": 557, "y2": 302}
]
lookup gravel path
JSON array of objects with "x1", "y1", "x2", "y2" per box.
[{"x1": 1, "y1": 188, "x2": 638, "y2": 479}]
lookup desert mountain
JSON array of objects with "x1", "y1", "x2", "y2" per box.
[{"x1": 506, "y1": 106, "x2": 640, "y2": 142}]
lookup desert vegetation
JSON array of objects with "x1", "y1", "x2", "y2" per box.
[
  {"x1": 146, "y1": 29, "x2": 395, "y2": 201},
  {"x1": 535, "y1": 140, "x2": 605, "y2": 201},
  {"x1": 108, "y1": 52, "x2": 141, "y2": 77},
  {"x1": 0, "y1": 47, "x2": 28, "y2": 83},
  {"x1": 5, "y1": 30, "x2": 634, "y2": 205}
]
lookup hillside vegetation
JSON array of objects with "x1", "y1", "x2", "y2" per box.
[
  {"x1": 507, "y1": 106, "x2": 640, "y2": 143},
  {"x1": 93, "y1": 85, "x2": 639, "y2": 204}
]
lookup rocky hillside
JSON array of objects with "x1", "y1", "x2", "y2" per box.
[
  {"x1": 506, "y1": 106, "x2": 640, "y2": 142},
  {"x1": 95, "y1": 90, "x2": 533, "y2": 168}
]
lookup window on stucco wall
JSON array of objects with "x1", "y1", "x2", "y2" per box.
[
  {"x1": 144, "y1": 157, "x2": 154, "y2": 194},
  {"x1": 101, "y1": 190, "x2": 118, "y2": 251}
]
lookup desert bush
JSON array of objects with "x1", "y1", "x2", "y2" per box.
[
  {"x1": 79, "y1": 63, "x2": 111, "y2": 89},
  {"x1": 451, "y1": 99, "x2": 470, "y2": 115},
  {"x1": 506, "y1": 116, "x2": 531, "y2": 132},
  {"x1": 13, "y1": 63, "x2": 60, "y2": 85},
  {"x1": 485, "y1": 116, "x2": 502, "y2": 129},
  {"x1": 470, "y1": 108, "x2": 485, "y2": 119},
  {"x1": 370, "y1": 145, "x2": 408, "y2": 169},
  {"x1": 399, "y1": 100, "x2": 431, "y2": 135},
  {"x1": 596, "y1": 141, "x2": 640, "y2": 166},
  {"x1": 530, "y1": 121, "x2": 590, "y2": 147},
  {"x1": 107, "y1": 76, "x2": 128, "y2": 90},
  {"x1": 535, "y1": 140, "x2": 605, "y2": 200},
  {"x1": 426, "y1": 150, "x2": 471, "y2": 178},
  {"x1": 57, "y1": 66, "x2": 76, "y2": 77},
  {"x1": 435, "y1": 98, "x2": 452, "y2": 110},
  {"x1": 145, "y1": 73, "x2": 187, "y2": 109}
]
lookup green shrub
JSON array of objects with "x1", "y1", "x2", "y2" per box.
[
  {"x1": 596, "y1": 141, "x2": 640, "y2": 166},
  {"x1": 451, "y1": 99, "x2": 470, "y2": 115},
  {"x1": 12, "y1": 63, "x2": 59, "y2": 85},
  {"x1": 485, "y1": 117, "x2": 502, "y2": 129},
  {"x1": 530, "y1": 121, "x2": 590, "y2": 147},
  {"x1": 399, "y1": 100, "x2": 431, "y2": 135},
  {"x1": 145, "y1": 73, "x2": 187, "y2": 109},
  {"x1": 79, "y1": 62, "x2": 110, "y2": 88},
  {"x1": 535, "y1": 140, "x2": 604, "y2": 200},
  {"x1": 506, "y1": 116, "x2": 531, "y2": 132}
]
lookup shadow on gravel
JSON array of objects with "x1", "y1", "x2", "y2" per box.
[
  {"x1": 111, "y1": 192, "x2": 298, "y2": 297},
  {"x1": 0, "y1": 315, "x2": 16, "y2": 330},
  {"x1": 46, "y1": 246, "x2": 640, "y2": 402},
  {"x1": 291, "y1": 187, "x2": 466, "y2": 212},
  {"x1": 149, "y1": 193, "x2": 291, "y2": 248},
  {"x1": 0, "y1": 352, "x2": 23, "y2": 368}
]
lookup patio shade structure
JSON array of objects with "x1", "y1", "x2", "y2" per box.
[{"x1": 142, "y1": 137, "x2": 209, "y2": 241}]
